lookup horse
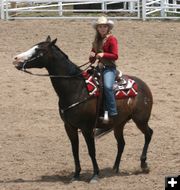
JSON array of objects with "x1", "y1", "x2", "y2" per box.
[{"x1": 13, "y1": 36, "x2": 153, "y2": 183}]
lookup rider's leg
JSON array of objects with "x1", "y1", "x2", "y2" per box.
[{"x1": 103, "y1": 68, "x2": 118, "y2": 117}]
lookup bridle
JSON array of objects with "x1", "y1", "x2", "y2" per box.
[
  {"x1": 20, "y1": 44, "x2": 95, "y2": 78},
  {"x1": 21, "y1": 53, "x2": 94, "y2": 78},
  {"x1": 21, "y1": 52, "x2": 44, "y2": 72},
  {"x1": 22, "y1": 61, "x2": 93, "y2": 78}
]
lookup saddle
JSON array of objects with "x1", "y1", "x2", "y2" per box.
[{"x1": 82, "y1": 68, "x2": 138, "y2": 99}]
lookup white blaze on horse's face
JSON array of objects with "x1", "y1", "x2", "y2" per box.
[{"x1": 13, "y1": 45, "x2": 38, "y2": 63}]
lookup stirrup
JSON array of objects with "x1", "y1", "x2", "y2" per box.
[
  {"x1": 94, "y1": 128, "x2": 113, "y2": 138},
  {"x1": 99, "y1": 111, "x2": 109, "y2": 124}
]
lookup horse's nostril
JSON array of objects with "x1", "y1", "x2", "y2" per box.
[{"x1": 14, "y1": 57, "x2": 17, "y2": 60}]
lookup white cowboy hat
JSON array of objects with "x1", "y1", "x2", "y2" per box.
[{"x1": 93, "y1": 16, "x2": 114, "y2": 30}]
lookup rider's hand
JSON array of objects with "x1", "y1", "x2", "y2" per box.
[
  {"x1": 89, "y1": 51, "x2": 96, "y2": 57},
  {"x1": 89, "y1": 51, "x2": 96, "y2": 63},
  {"x1": 96, "y1": 53, "x2": 104, "y2": 59}
]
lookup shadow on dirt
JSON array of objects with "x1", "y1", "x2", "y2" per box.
[{"x1": 0, "y1": 167, "x2": 150, "y2": 184}]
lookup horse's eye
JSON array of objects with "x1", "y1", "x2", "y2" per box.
[
  {"x1": 36, "y1": 48, "x2": 44, "y2": 56},
  {"x1": 39, "y1": 52, "x2": 44, "y2": 57}
]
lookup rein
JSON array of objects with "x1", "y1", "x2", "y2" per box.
[
  {"x1": 21, "y1": 60, "x2": 93, "y2": 78},
  {"x1": 60, "y1": 96, "x2": 94, "y2": 113}
]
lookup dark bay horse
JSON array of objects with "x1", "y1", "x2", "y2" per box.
[{"x1": 13, "y1": 36, "x2": 153, "y2": 182}]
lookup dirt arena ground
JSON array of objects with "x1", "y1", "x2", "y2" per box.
[{"x1": 0, "y1": 19, "x2": 179, "y2": 190}]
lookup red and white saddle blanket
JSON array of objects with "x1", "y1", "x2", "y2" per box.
[{"x1": 82, "y1": 71, "x2": 138, "y2": 99}]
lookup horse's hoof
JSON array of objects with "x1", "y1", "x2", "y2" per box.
[
  {"x1": 71, "y1": 176, "x2": 80, "y2": 183},
  {"x1": 113, "y1": 166, "x2": 119, "y2": 174},
  {"x1": 141, "y1": 162, "x2": 150, "y2": 173},
  {"x1": 90, "y1": 175, "x2": 99, "y2": 183},
  {"x1": 142, "y1": 166, "x2": 150, "y2": 173},
  {"x1": 141, "y1": 162, "x2": 147, "y2": 169}
]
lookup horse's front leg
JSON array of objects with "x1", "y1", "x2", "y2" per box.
[
  {"x1": 64, "y1": 124, "x2": 81, "y2": 181},
  {"x1": 81, "y1": 129, "x2": 99, "y2": 183}
]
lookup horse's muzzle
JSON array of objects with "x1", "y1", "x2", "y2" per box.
[
  {"x1": 13, "y1": 60, "x2": 24, "y2": 70},
  {"x1": 13, "y1": 56, "x2": 25, "y2": 69}
]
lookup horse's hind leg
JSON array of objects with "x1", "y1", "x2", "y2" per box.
[
  {"x1": 133, "y1": 120, "x2": 153, "y2": 171},
  {"x1": 113, "y1": 123, "x2": 126, "y2": 173}
]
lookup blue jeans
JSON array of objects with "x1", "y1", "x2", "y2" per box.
[{"x1": 103, "y1": 68, "x2": 118, "y2": 116}]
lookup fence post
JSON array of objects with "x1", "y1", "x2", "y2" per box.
[
  {"x1": 1, "y1": 0, "x2": 4, "y2": 19},
  {"x1": 161, "y1": 0, "x2": 167, "y2": 17},
  {"x1": 5, "y1": 0, "x2": 9, "y2": 20},
  {"x1": 142, "y1": 0, "x2": 146, "y2": 21},
  {"x1": 129, "y1": 2, "x2": 133, "y2": 13},
  {"x1": 101, "y1": 1, "x2": 107, "y2": 13},
  {"x1": 58, "y1": 1, "x2": 63, "y2": 16},
  {"x1": 140, "y1": 0, "x2": 146, "y2": 21},
  {"x1": 173, "y1": 0, "x2": 177, "y2": 12}
]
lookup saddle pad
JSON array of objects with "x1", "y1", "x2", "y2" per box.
[
  {"x1": 115, "y1": 82, "x2": 138, "y2": 99},
  {"x1": 84, "y1": 75, "x2": 99, "y2": 96},
  {"x1": 82, "y1": 71, "x2": 138, "y2": 99}
]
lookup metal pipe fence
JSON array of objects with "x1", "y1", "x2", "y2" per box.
[{"x1": 0, "y1": 0, "x2": 179, "y2": 20}]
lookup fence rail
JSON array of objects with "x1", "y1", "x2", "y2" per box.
[
  {"x1": 0, "y1": 0, "x2": 140, "y2": 20},
  {"x1": 0, "y1": 0, "x2": 180, "y2": 20},
  {"x1": 142, "y1": 0, "x2": 180, "y2": 20}
]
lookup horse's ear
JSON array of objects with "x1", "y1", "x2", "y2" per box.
[
  {"x1": 46, "y1": 36, "x2": 51, "y2": 42},
  {"x1": 51, "y1": 38, "x2": 57, "y2": 46}
]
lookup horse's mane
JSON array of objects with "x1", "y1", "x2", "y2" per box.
[
  {"x1": 53, "y1": 44, "x2": 69, "y2": 59},
  {"x1": 52, "y1": 44, "x2": 81, "y2": 75}
]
